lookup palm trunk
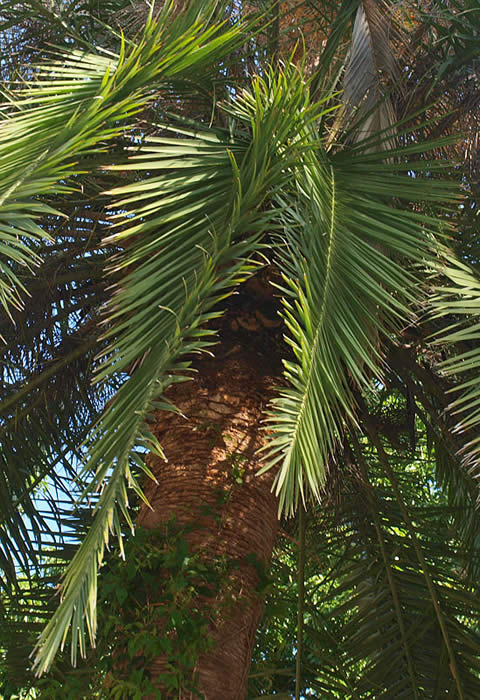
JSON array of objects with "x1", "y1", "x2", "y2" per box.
[{"x1": 137, "y1": 339, "x2": 281, "y2": 699}]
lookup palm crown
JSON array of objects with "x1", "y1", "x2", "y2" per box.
[{"x1": 1, "y1": 0, "x2": 479, "y2": 696}]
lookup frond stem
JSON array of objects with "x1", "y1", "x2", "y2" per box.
[
  {"x1": 350, "y1": 433, "x2": 419, "y2": 698},
  {"x1": 295, "y1": 505, "x2": 306, "y2": 700},
  {"x1": 283, "y1": 164, "x2": 337, "y2": 496}
]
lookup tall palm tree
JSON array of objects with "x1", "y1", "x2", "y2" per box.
[{"x1": 1, "y1": 0, "x2": 479, "y2": 697}]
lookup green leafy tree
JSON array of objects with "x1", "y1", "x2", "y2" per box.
[{"x1": 0, "y1": 0, "x2": 479, "y2": 697}]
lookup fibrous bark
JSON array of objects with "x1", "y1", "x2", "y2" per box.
[{"x1": 137, "y1": 326, "x2": 282, "y2": 699}]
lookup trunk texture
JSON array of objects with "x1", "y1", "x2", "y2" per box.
[{"x1": 137, "y1": 339, "x2": 281, "y2": 699}]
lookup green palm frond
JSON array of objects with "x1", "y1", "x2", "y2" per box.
[
  {"x1": 263, "y1": 131, "x2": 459, "y2": 515},
  {"x1": 0, "y1": 0, "x2": 247, "y2": 590},
  {"x1": 251, "y1": 419, "x2": 480, "y2": 698},
  {"x1": 0, "y1": 0, "x2": 254, "y2": 670},
  {"x1": 0, "y1": 495, "x2": 102, "y2": 696},
  {"x1": 0, "y1": 183, "x2": 122, "y2": 590},
  {"x1": 305, "y1": 490, "x2": 480, "y2": 699},
  {"x1": 253, "y1": 0, "x2": 462, "y2": 517},
  {"x1": 432, "y1": 256, "x2": 480, "y2": 474},
  {"x1": 309, "y1": 0, "x2": 361, "y2": 99},
  {"x1": 0, "y1": 0, "x2": 245, "y2": 316},
  {"x1": 0, "y1": 0, "x2": 249, "y2": 582},
  {"x1": 32, "y1": 63, "x2": 328, "y2": 673},
  {"x1": 387, "y1": 341, "x2": 480, "y2": 581}
]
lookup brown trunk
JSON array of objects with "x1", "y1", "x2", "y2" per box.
[{"x1": 137, "y1": 339, "x2": 281, "y2": 699}]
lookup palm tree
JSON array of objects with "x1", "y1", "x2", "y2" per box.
[{"x1": 1, "y1": 0, "x2": 479, "y2": 697}]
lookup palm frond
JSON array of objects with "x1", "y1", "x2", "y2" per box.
[
  {"x1": 309, "y1": 0, "x2": 361, "y2": 99},
  {"x1": 0, "y1": 0, "x2": 245, "y2": 316},
  {"x1": 0, "y1": 2, "x2": 249, "y2": 587},
  {"x1": 263, "y1": 131, "x2": 459, "y2": 515},
  {"x1": 0, "y1": 494, "x2": 102, "y2": 695},
  {"x1": 387, "y1": 341, "x2": 480, "y2": 582},
  {"x1": 251, "y1": 420, "x2": 480, "y2": 698},
  {"x1": 326, "y1": 0, "x2": 402, "y2": 150},
  {"x1": 0, "y1": 0, "x2": 256, "y2": 670},
  {"x1": 431, "y1": 256, "x2": 480, "y2": 477},
  {"x1": 0, "y1": 181, "x2": 122, "y2": 592},
  {"x1": 32, "y1": 62, "x2": 326, "y2": 673}
]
